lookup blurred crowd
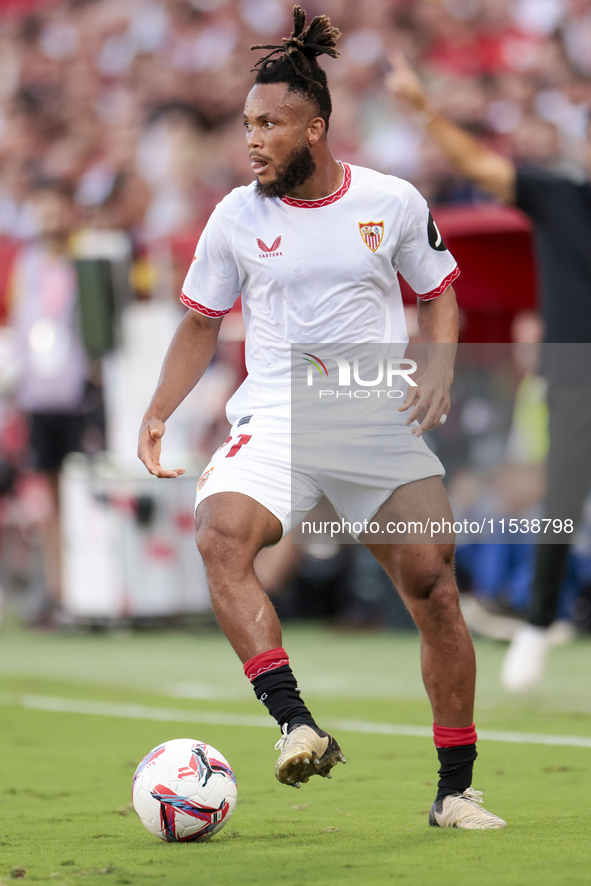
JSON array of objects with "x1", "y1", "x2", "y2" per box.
[{"x1": 0, "y1": 0, "x2": 589, "y2": 239}]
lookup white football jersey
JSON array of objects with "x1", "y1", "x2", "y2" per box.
[{"x1": 181, "y1": 163, "x2": 458, "y2": 422}]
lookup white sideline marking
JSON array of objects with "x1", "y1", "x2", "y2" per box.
[
  {"x1": 20, "y1": 695, "x2": 275, "y2": 729},
  {"x1": 329, "y1": 718, "x2": 591, "y2": 748},
  {"x1": 3, "y1": 694, "x2": 590, "y2": 749}
]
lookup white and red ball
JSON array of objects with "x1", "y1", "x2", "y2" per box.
[{"x1": 132, "y1": 738, "x2": 237, "y2": 842}]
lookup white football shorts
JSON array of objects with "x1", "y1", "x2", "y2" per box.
[{"x1": 194, "y1": 413, "x2": 444, "y2": 539}]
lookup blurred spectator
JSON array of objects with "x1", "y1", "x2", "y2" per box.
[
  {"x1": 0, "y1": 0, "x2": 589, "y2": 228},
  {"x1": 6, "y1": 179, "x2": 103, "y2": 622}
]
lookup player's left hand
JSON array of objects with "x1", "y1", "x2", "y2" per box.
[
  {"x1": 138, "y1": 417, "x2": 186, "y2": 478},
  {"x1": 398, "y1": 369, "x2": 451, "y2": 437}
]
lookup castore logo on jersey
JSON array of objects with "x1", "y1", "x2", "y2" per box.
[{"x1": 257, "y1": 236, "x2": 282, "y2": 258}]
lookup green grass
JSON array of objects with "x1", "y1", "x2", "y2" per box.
[{"x1": 0, "y1": 622, "x2": 590, "y2": 885}]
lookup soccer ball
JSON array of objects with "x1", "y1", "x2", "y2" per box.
[{"x1": 132, "y1": 738, "x2": 238, "y2": 842}]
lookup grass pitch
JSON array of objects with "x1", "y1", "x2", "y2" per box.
[{"x1": 0, "y1": 622, "x2": 590, "y2": 886}]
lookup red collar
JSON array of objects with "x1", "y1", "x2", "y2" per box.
[{"x1": 281, "y1": 162, "x2": 351, "y2": 208}]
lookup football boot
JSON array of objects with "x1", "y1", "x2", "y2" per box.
[
  {"x1": 429, "y1": 788, "x2": 507, "y2": 829},
  {"x1": 274, "y1": 724, "x2": 346, "y2": 788}
]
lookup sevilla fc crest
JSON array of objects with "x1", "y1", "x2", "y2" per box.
[
  {"x1": 359, "y1": 221, "x2": 384, "y2": 252},
  {"x1": 197, "y1": 467, "x2": 214, "y2": 491}
]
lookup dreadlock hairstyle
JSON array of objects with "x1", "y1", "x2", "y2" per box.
[{"x1": 251, "y1": 6, "x2": 341, "y2": 131}]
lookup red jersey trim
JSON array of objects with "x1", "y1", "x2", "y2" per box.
[
  {"x1": 418, "y1": 266, "x2": 460, "y2": 301},
  {"x1": 180, "y1": 291, "x2": 231, "y2": 317},
  {"x1": 281, "y1": 162, "x2": 351, "y2": 209}
]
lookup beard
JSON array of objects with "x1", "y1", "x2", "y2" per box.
[{"x1": 255, "y1": 143, "x2": 316, "y2": 199}]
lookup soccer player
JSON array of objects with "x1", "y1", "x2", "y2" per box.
[
  {"x1": 386, "y1": 52, "x2": 591, "y2": 692},
  {"x1": 138, "y1": 8, "x2": 505, "y2": 829}
]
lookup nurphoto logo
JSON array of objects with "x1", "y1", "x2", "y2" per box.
[{"x1": 301, "y1": 352, "x2": 417, "y2": 399}]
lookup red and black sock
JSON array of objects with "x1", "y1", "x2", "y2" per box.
[
  {"x1": 243, "y1": 647, "x2": 317, "y2": 732},
  {"x1": 433, "y1": 723, "x2": 478, "y2": 801}
]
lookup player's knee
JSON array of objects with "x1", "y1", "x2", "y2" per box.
[
  {"x1": 399, "y1": 547, "x2": 459, "y2": 623},
  {"x1": 396, "y1": 544, "x2": 454, "y2": 597},
  {"x1": 406, "y1": 581, "x2": 460, "y2": 638},
  {"x1": 425, "y1": 577, "x2": 460, "y2": 616}
]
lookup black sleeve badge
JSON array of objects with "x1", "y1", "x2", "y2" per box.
[{"x1": 427, "y1": 212, "x2": 447, "y2": 251}]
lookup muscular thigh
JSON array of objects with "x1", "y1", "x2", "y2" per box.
[
  {"x1": 363, "y1": 477, "x2": 455, "y2": 602},
  {"x1": 194, "y1": 414, "x2": 320, "y2": 539},
  {"x1": 196, "y1": 492, "x2": 283, "y2": 563},
  {"x1": 358, "y1": 476, "x2": 455, "y2": 546}
]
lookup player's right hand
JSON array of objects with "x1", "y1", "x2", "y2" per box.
[
  {"x1": 385, "y1": 51, "x2": 430, "y2": 115},
  {"x1": 137, "y1": 418, "x2": 186, "y2": 479}
]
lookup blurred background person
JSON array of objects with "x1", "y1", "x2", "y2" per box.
[
  {"x1": 386, "y1": 48, "x2": 591, "y2": 692},
  {"x1": 6, "y1": 179, "x2": 103, "y2": 624}
]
